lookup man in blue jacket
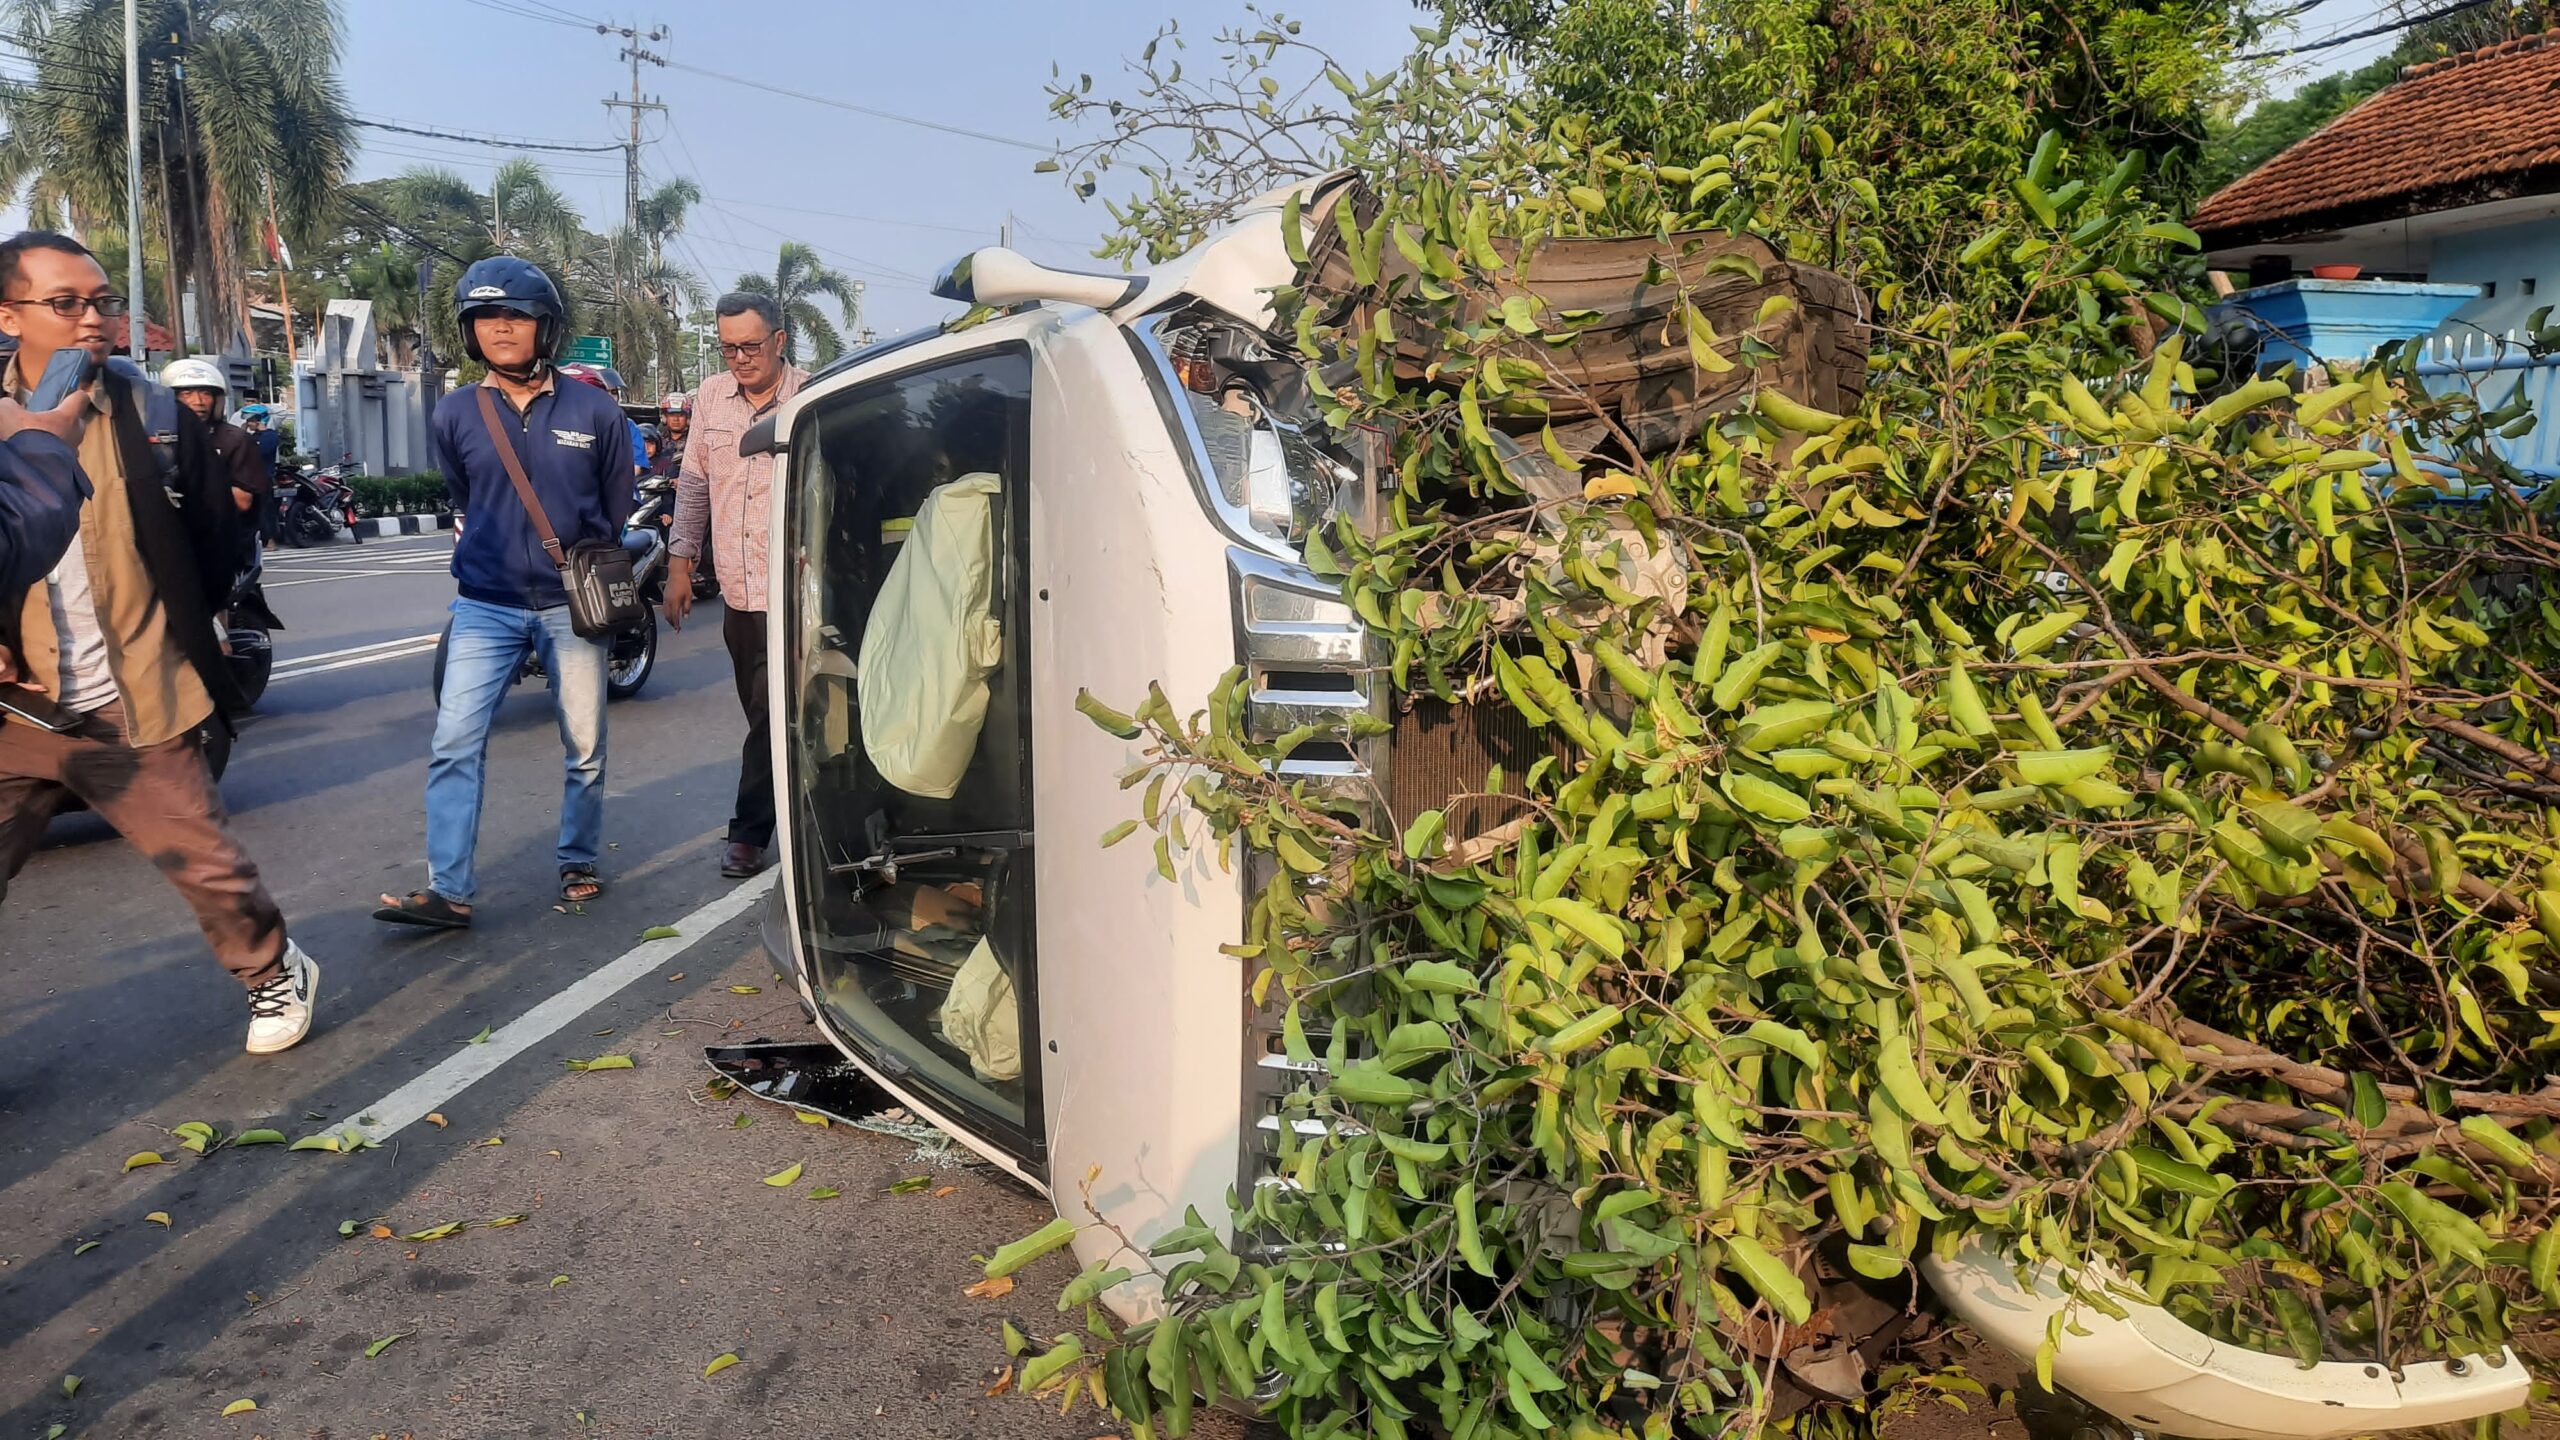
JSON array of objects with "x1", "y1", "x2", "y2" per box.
[{"x1": 376, "y1": 258, "x2": 633, "y2": 929}]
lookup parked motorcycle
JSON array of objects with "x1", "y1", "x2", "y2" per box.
[
  {"x1": 277, "y1": 462, "x2": 363, "y2": 547},
  {"x1": 429, "y1": 478, "x2": 667, "y2": 705}
]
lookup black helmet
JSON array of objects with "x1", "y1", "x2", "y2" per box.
[{"x1": 453, "y1": 256, "x2": 563, "y2": 365}]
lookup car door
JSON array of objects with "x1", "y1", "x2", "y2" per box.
[{"x1": 781, "y1": 346, "x2": 1043, "y2": 1170}]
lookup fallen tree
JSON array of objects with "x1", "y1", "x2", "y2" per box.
[{"x1": 1006, "y1": 88, "x2": 2560, "y2": 1440}]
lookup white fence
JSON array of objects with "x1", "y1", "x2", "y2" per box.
[{"x1": 2414, "y1": 331, "x2": 2560, "y2": 479}]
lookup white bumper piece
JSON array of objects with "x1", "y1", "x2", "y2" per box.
[{"x1": 1922, "y1": 1235, "x2": 2531, "y2": 1440}]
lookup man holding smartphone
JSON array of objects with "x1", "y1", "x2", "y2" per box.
[{"x1": 0, "y1": 230, "x2": 322, "y2": 1056}]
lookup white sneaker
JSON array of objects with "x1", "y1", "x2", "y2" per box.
[{"x1": 245, "y1": 942, "x2": 321, "y2": 1055}]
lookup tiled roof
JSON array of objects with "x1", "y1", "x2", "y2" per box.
[{"x1": 2193, "y1": 29, "x2": 2560, "y2": 247}]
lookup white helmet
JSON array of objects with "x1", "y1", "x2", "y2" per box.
[{"x1": 160, "y1": 356, "x2": 227, "y2": 395}]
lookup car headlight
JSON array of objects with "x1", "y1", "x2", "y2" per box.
[{"x1": 1188, "y1": 391, "x2": 1345, "y2": 548}]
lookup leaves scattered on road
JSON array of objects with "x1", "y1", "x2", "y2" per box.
[
  {"x1": 60, "y1": 1374, "x2": 79, "y2": 1399},
  {"x1": 145, "y1": 1211, "x2": 170, "y2": 1227},
  {"x1": 963, "y1": 1274, "x2": 1015, "y2": 1300},
  {"x1": 123, "y1": 1151, "x2": 164, "y2": 1171},
  {"x1": 640, "y1": 925, "x2": 682, "y2": 940},
  {"x1": 466, "y1": 1026, "x2": 492, "y2": 1045},
  {"x1": 808, "y1": 1186, "x2": 841, "y2": 1200},
  {"x1": 365, "y1": 1332, "x2": 407, "y2": 1358},
  {"x1": 72, "y1": 1240, "x2": 98, "y2": 1255},
  {"x1": 794, "y1": 1112, "x2": 829, "y2": 1127},
  {"x1": 220, "y1": 1398, "x2": 257, "y2": 1416},
  {"x1": 551, "y1": 1274, "x2": 571, "y2": 1287},
  {"x1": 703, "y1": 1352, "x2": 740, "y2": 1377},
  {"x1": 889, "y1": 1175, "x2": 930, "y2": 1194},
  {"x1": 727, "y1": 985, "x2": 761, "y2": 995},
  {"x1": 730, "y1": 1113, "x2": 754, "y2": 1129},
  {"x1": 761, "y1": 1162, "x2": 802, "y2": 1188},
  {"x1": 565, "y1": 1054, "x2": 634, "y2": 1072},
  {"x1": 172, "y1": 1121, "x2": 219, "y2": 1153},
  {"x1": 234, "y1": 1128, "x2": 285, "y2": 1146},
  {"x1": 424, "y1": 1112, "x2": 448, "y2": 1128}
]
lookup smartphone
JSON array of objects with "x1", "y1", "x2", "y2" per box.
[
  {"x1": 25, "y1": 347, "x2": 91, "y2": 412},
  {"x1": 0, "y1": 682, "x2": 81, "y2": 733}
]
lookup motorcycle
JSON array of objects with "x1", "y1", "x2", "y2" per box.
[
  {"x1": 222, "y1": 548, "x2": 283, "y2": 709},
  {"x1": 429, "y1": 477, "x2": 667, "y2": 705},
  {"x1": 277, "y1": 462, "x2": 362, "y2": 547}
]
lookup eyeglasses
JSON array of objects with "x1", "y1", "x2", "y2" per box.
[
  {"x1": 717, "y1": 334, "x2": 777, "y2": 358},
  {"x1": 4, "y1": 293, "x2": 130, "y2": 319}
]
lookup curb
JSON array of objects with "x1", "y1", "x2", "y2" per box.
[{"x1": 353, "y1": 512, "x2": 457, "y2": 539}]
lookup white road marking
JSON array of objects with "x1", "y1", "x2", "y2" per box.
[
  {"x1": 350, "y1": 869, "x2": 780, "y2": 1145},
  {"x1": 271, "y1": 638, "x2": 442, "y2": 680},
  {"x1": 276, "y1": 632, "x2": 445, "y2": 667},
  {"x1": 264, "y1": 569, "x2": 404, "y2": 589}
]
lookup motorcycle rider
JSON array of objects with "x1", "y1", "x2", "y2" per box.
[
  {"x1": 161, "y1": 358, "x2": 270, "y2": 573},
  {"x1": 239, "y1": 403, "x2": 281, "y2": 550},
  {"x1": 0, "y1": 229, "x2": 322, "y2": 1053},
  {"x1": 375, "y1": 257, "x2": 633, "y2": 929},
  {"x1": 653, "y1": 392, "x2": 689, "y2": 478},
  {"x1": 557, "y1": 362, "x2": 650, "y2": 479}
]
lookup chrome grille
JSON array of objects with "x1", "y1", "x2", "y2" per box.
[{"x1": 1227, "y1": 546, "x2": 1383, "y2": 1223}]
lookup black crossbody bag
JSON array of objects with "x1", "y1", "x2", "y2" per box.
[{"x1": 474, "y1": 387, "x2": 642, "y2": 639}]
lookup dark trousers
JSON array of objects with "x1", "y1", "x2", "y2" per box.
[
  {"x1": 0, "y1": 702, "x2": 288, "y2": 986},
  {"x1": 723, "y1": 606, "x2": 775, "y2": 849}
]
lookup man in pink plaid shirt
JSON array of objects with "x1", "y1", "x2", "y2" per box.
[{"x1": 664, "y1": 291, "x2": 805, "y2": 880}]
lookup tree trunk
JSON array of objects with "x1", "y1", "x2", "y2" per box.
[{"x1": 199, "y1": 168, "x2": 245, "y2": 356}]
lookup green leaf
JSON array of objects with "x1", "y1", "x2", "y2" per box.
[
  {"x1": 763, "y1": 1162, "x2": 804, "y2": 1188},
  {"x1": 704, "y1": 1352, "x2": 740, "y2": 1377},
  {"x1": 60, "y1": 1374, "x2": 80, "y2": 1399},
  {"x1": 233, "y1": 1129, "x2": 285, "y2": 1146},
  {"x1": 984, "y1": 1216, "x2": 1080, "y2": 1278},
  {"x1": 566, "y1": 1054, "x2": 635, "y2": 1071},
  {"x1": 1723, "y1": 1234, "x2": 1812, "y2": 1322},
  {"x1": 639, "y1": 925, "x2": 681, "y2": 940},
  {"x1": 890, "y1": 1175, "x2": 932, "y2": 1194},
  {"x1": 365, "y1": 1332, "x2": 407, "y2": 1359},
  {"x1": 808, "y1": 1186, "x2": 842, "y2": 1200},
  {"x1": 124, "y1": 1151, "x2": 165, "y2": 1172},
  {"x1": 221, "y1": 1398, "x2": 258, "y2": 1416}
]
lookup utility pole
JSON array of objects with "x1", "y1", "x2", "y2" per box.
[
  {"x1": 122, "y1": 0, "x2": 143, "y2": 358},
  {"x1": 600, "y1": 21, "x2": 667, "y2": 388}
]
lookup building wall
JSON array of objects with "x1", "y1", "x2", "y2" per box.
[{"x1": 2430, "y1": 217, "x2": 2560, "y2": 342}]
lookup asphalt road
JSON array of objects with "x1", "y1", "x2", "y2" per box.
[{"x1": 0, "y1": 533, "x2": 1180, "y2": 1439}]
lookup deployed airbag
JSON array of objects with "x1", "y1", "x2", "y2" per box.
[
  {"x1": 938, "y1": 938, "x2": 1021, "y2": 1082},
  {"x1": 858, "y1": 473, "x2": 1003, "y2": 798}
]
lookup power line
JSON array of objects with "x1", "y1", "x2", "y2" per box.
[
  {"x1": 660, "y1": 59, "x2": 1051, "y2": 153},
  {"x1": 2237, "y1": 0, "x2": 2504, "y2": 59},
  {"x1": 454, "y1": 0, "x2": 593, "y2": 30},
  {"x1": 353, "y1": 117, "x2": 623, "y2": 154}
]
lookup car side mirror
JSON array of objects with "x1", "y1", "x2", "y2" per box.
[{"x1": 740, "y1": 414, "x2": 784, "y2": 459}]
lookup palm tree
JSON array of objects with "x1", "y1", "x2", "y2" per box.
[
  {"x1": 620, "y1": 177, "x2": 703, "y2": 392},
  {"x1": 0, "y1": 0, "x2": 355, "y2": 353},
  {"x1": 734, "y1": 241, "x2": 863, "y2": 366}
]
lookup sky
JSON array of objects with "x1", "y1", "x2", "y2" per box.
[
  {"x1": 326, "y1": 0, "x2": 2409, "y2": 355},
  {"x1": 335, "y1": 0, "x2": 1432, "y2": 346}
]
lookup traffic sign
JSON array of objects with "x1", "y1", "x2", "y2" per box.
[{"x1": 563, "y1": 334, "x2": 615, "y2": 366}]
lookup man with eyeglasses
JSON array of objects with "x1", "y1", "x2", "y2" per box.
[
  {"x1": 665, "y1": 292, "x2": 805, "y2": 881},
  {"x1": 0, "y1": 230, "x2": 323, "y2": 1055}
]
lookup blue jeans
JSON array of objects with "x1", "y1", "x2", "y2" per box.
[{"x1": 426, "y1": 597, "x2": 608, "y2": 904}]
